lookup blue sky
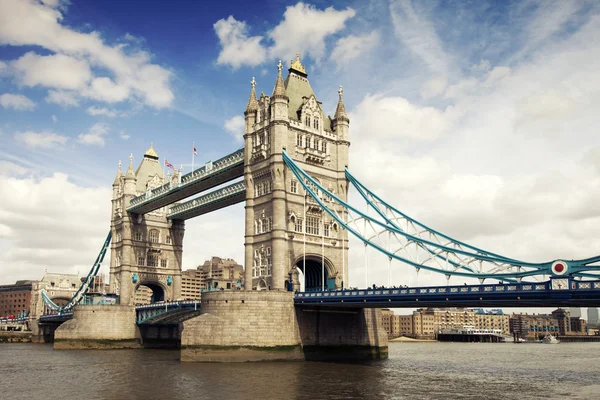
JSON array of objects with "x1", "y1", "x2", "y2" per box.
[{"x1": 1, "y1": 0, "x2": 600, "y2": 315}]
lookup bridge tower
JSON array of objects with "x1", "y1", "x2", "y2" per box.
[
  {"x1": 109, "y1": 146, "x2": 185, "y2": 305},
  {"x1": 243, "y1": 55, "x2": 350, "y2": 291}
]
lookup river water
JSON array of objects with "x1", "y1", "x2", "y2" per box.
[{"x1": 1, "y1": 342, "x2": 598, "y2": 400}]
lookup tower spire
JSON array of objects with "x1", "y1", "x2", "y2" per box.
[
  {"x1": 334, "y1": 85, "x2": 348, "y2": 121},
  {"x1": 113, "y1": 160, "x2": 123, "y2": 186},
  {"x1": 245, "y1": 77, "x2": 258, "y2": 114},
  {"x1": 272, "y1": 60, "x2": 287, "y2": 98},
  {"x1": 125, "y1": 153, "x2": 135, "y2": 179}
]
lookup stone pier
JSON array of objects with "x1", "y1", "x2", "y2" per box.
[
  {"x1": 54, "y1": 305, "x2": 141, "y2": 349},
  {"x1": 181, "y1": 291, "x2": 388, "y2": 362}
]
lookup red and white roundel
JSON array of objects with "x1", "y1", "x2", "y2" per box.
[{"x1": 551, "y1": 260, "x2": 568, "y2": 276}]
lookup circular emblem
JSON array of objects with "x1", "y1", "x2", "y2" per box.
[{"x1": 551, "y1": 260, "x2": 568, "y2": 276}]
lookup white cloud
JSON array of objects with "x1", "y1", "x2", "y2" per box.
[
  {"x1": 86, "y1": 106, "x2": 117, "y2": 118},
  {"x1": 77, "y1": 122, "x2": 110, "y2": 146},
  {"x1": 45, "y1": 89, "x2": 79, "y2": 107},
  {"x1": 350, "y1": 94, "x2": 463, "y2": 142},
  {"x1": 0, "y1": 0, "x2": 174, "y2": 108},
  {"x1": 119, "y1": 130, "x2": 130, "y2": 140},
  {"x1": 0, "y1": 93, "x2": 36, "y2": 111},
  {"x1": 51, "y1": 114, "x2": 57, "y2": 123},
  {"x1": 268, "y1": 3, "x2": 356, "y2": 62},
  {"x1": 214, "y1": 16, "x2": 267, "y2": 69},
  {"x1": 420, "y1": 76, "x2": 447, "y2": 99},
  {"x1": 12, "y1": 51, "x2": 92, "y2": 90},
  {"x1": 223, "y1": 115, "x2": 245, "y2": 142},
  {"x1": 213, "y1": 3, "x2": 356, "y2": 69},
  {"x1": 331, "y1": 31, "x2": 379, "y2": 66},
  {"x1": 14, "y1": 131, "x2": 68, "y2": 149},
  {"x1": 0, "y1": 171, "x2": 111, "y2": 284}
]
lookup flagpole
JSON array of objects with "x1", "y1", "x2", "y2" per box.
[{"x1": 191, "y1": 142, "x2": 195, "y2": 174}]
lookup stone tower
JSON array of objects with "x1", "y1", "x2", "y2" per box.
[
  {"x1": 243, "y1": 55, "x2": 350, "y2": 291},
  {"x1": 109, "y1": 145, "x2": 185, "y2": 305}
]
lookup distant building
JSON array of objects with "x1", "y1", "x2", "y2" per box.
[
  {"x1": 568, "y1": 307, "x2": 582, "y2": 319},
  {"x1": 588, "y1": 308, "x2": 599, "y2": 324},
  {"x1": 382, "y1": 308, "x2": 510, "y2": 339},
  {"x1": 0, "y1": 280, "x2": 34, "y2": 318},
  {"x1": 509, "y1": 308, "x2": 587, "y2": 340}
]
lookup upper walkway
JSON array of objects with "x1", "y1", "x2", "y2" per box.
[
  {"x1": 294, "y1": 279, "x2": 600, "y2": 308},
  {"x1": 127, "y1": 148, "x2": 244, "y2": 215}
]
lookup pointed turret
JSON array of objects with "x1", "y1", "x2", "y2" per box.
[
  {"x1": 113, "y1": 160, "x2": 123, "y2": 187},
  {"x1": 334, "y1": 85, "x2": 349, "y2": 122},
  {"x1": 272, "y1": 60, "x2": 288, "y2": 99},
  {"x1": 124, "y1": 153, "x2": 137, "y2": 197},
  {"x1": 244, "y1": 77, "x2": 258, "y2": 115}
]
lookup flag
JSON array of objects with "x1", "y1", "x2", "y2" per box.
[
  {"x1": 165, "y1": 159, "x2": 174, "y2": 169},
  {"x1": 193, "y1": 145, "x2": 197, "y2": 156}
]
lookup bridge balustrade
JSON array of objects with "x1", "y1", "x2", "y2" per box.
[
  {"x1": 167, "y1": 181, "x2": 245, "y2": 218},
  {"x1": 295, "y1": 279, "x2": 600, "y2": 307},
  {"x1": 128, "y1": 149, "x2": 244, "y2": 210}
]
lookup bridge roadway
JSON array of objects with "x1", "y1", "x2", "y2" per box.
[
  {"x1": 294, "y1": 279, "x2": 600, "y2": 308},
  {"x1": 127, "y1": 148, "x2": 244, "y2": 215}
]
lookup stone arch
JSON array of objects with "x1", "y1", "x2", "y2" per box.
[
  {"x1": 134, "y1": 281, "x2": 167, "y2": 304},
  {"x1": 256, "y1": 278, "x2": 268, "y2": 291},
  {"x1": 292, "y1": 254, "x2": 336, "y2": 292}
]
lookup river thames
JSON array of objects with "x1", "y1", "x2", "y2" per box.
[{"x1": 1, "y1": 342, "x2": 598, "y2": 399}]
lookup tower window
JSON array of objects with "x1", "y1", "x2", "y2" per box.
[
  {"x1": 313, "y1": 139, "x2": 319, "y2": 150},
  {"x1": 294, "y1": 218, "x2": 303, "y2": 233},
  {"x1": 297, "y1": 134, "x2": 303, "y2": 147},
  {"x1": 314, "y1": 118, "x2": 319, "y2": 129},
  {"x1": 291, "y1": 180, "x2": 297, "y2": 193},
  {"x1": 321, "y1": 141, "x2": 327, "y2": 153},
  {"x1": 149, "y1": 229, "x2": 159, "y2": 243},
  {"x1": 306, "y1": 216, "x2": 320, "y2": 235},
  {"x1": 305, "y1": 116, "x2": 310, "y2": 126},
  {"x1": 324, "y1": 223, "x2": 330, "y2": 237},
  {"x1": 166, "y1": 235, "x2": 172, "y2": 244},
  {"x1": 160, "y1": 259, "x2": 167, "y2": 268},
  {"x1": 137, "y1": 257, "x2": 145, "y2": 266},
  {"x1": 134, "y1": 232, "x2": 142, "y2": 241}
]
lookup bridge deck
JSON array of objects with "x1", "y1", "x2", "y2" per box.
[
  {"x1": 295, "y1": 280, "x2": 600, "y2": 308},
  {"x1": 127, "y1": 148, "x2": 244, "y2": 215},
  {"x1": 167, "y1": 181, "x2": 245, "y2": 220}
]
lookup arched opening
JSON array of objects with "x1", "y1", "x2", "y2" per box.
[
  {"x1": 256, "y1": 279, "x2": 268, "y2": 291},
  {"x1": 294, "y1": 257, "x2": 335, "y2": 292},
  {"x1": 135, "y1": 283, "x2": 165, "y2": 305}
]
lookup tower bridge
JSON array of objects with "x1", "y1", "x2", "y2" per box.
[{"x1": 38, "y1": 54, "x2": 600, "y2": 361}]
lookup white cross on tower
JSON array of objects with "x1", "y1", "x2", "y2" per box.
[
  {"x1": 338, "y1": 85, "x2": 343, "y2": 98},
  {"x1": 251, "y1": 77, "x2": 256, "y2": 89},
  {"x1": 277, "y1": 60, "x2": 283, "y2": 72}
]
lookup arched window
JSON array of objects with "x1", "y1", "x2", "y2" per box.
[
  {"x1": 149, "y1": 229, "x2": 159, "y2": 243},
  {"x1": 297, "y1": 134, "x2": 303, "y2": 147},
  {"x1": 313, "y1": 139, "x2": 319, "y2": 150},
  {"x1": 313, "y1": 118, "x2": 319, "y2": 129},
  {"x1": 305, "y1": 116, "x2": 310, "y2": 126}
]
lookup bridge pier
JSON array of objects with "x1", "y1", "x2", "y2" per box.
[
  {"x1": 53, "y1": 305, "x2": 141, "y2": 349},
  {"x1": 181, "y1": 291, "x2": 387, "y2": 362}
]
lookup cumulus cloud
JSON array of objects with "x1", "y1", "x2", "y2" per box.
[
  {"x1": 86, "y1": 106, "x2": 117, "y2": 118},
  {"x1": 0, "y1": 171, "x2": 111, "y2": 284},
  {"x1": 331, "y1": 31, "x2": 379, "y2": 67},
  {"x1": 268, "y1": 3, "x2": 356, "y2": 62},
  {"x1": 350, "y1": 94, "x2": 463, "y2": 142},
  {"x1": 119, "y1": 130, "x2": 130, "y2": 140},
  {"x1": 0, "y1": 93, "x2": 36, "y2": 111},
  {"x1": 214, "y1": 16, "x2": 267, "y2": 69},
  {"x1": 12, "y1": 51, "x2": 92, "y2": 90},
  {"x1": 214, "y1": 3, "x2": 356, "y2": 68},
  {"x1": 223, "y1": 115, "x2": 245, "y2": 142},
  {"x1": 14, "y1": 131, "x2": 68, "y2": 149},
  {"x1": 45, "y1": 89, "x2": 80, "y2": 107},
  {"x1": 78, "y1": 122, "x2": 110, "y2": 146},
  {"x1": 0, "y1": 0, "x2": 174, "y2": 108}
]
